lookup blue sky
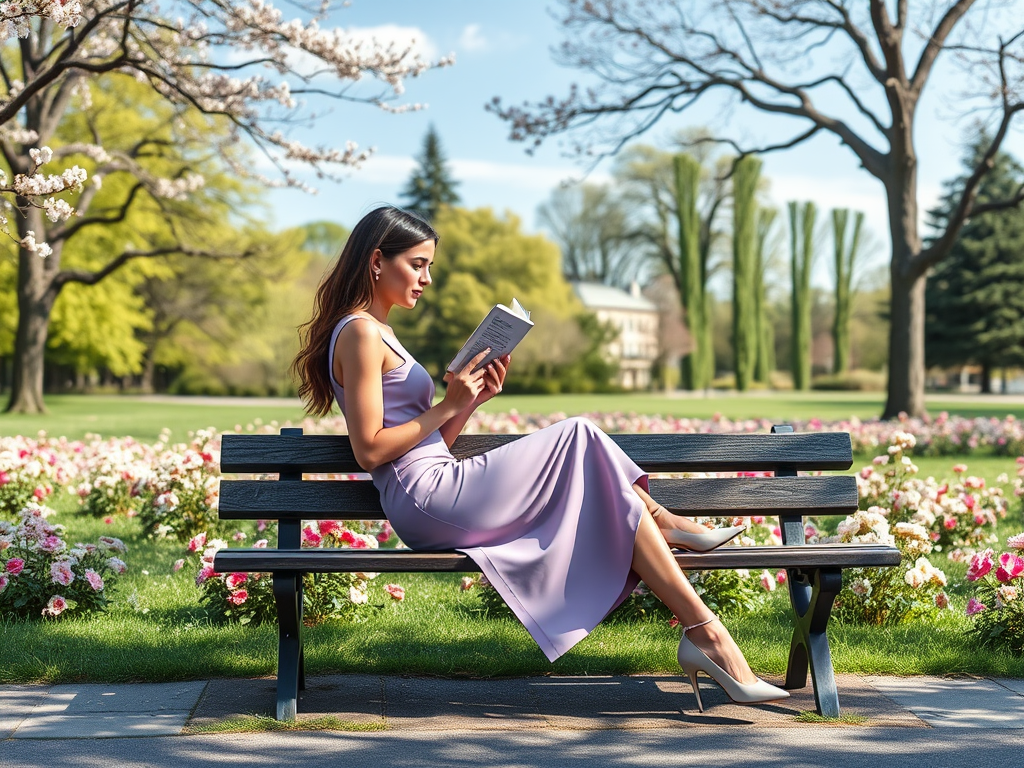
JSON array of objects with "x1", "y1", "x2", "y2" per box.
[{"x1": 263, "y1": 1, "x2": 1024, "y2": 290}]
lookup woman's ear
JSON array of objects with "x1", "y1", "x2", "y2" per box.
[{"x1": 369, "y1": 248, "x2": 383, "y2": 278}]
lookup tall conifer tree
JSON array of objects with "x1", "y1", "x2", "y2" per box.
[
  {"x1": 831, "y1": 209, "x2": 864, "y2": 374},
  {"x1": 754, "y1": 208, "x2": 777, "y2": 383},
  {"x1": 400, "y1": 124, "x2": 460, "y2": 221},
  {"x1": 789, "y1": 201, "x2": 816, "y2": 390},
  {"x1": 732, "y1": 156, "x2": 760, "y2": 391},
  {"x1": 673, "y1": 153, "x2": 706, "y2": 390}
]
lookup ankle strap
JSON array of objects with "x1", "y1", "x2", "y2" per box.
[{"x1": 682, "y1": 615, "x2": 718, "y2": 634}]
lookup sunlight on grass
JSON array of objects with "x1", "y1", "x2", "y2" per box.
[{"x1": 185, "y1": 715, "x2": 387, "y2": 734}]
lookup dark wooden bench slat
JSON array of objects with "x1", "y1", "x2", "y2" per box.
[
  {"x1": 218, "y1": 475, "x2": 859, "y2": 520},
  {"x1": 214, "y1": 543, "x2": 900, "y2": 574},
  {"x1": 219, "y1": 432, "x2": 853, "y2": 474}
]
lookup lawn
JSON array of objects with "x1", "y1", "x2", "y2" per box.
[
  {"x1": 3, "y1": 477, "x2": 1024, "y2": 685},
  {"x1": 3, "y1": 391, "x2": 1024, "y2": 443}
]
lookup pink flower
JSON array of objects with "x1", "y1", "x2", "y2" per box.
[
  {"x1": 5, "y1": 558, "x2": 25, "y2": 576},
  {"x1": 301, "y1": 526, "x2": 322, "y2": 548},
  {"x1": 43, "y1": 595, "x2": 68, "y2": 617},
  {"x1": 1007, "y1": 533, "x2": 1024, "y2": 551},
  {"x1": 943, "y1": 517, "x2": 957, "y2": 530},
  {"x1": 966, "y1": 597, "x2": 987, "y2": 616},
  {"x1": 668, "y1": 617, "x2": 680, "y2": 628},
  {"x1": 39, "y1": 535, "x2": 64, "y2": 553},
  {"x1": 225, "y1": 572, "x2": 248, "y2": 590},
  {"x1": 340, "y1": 530, "x2": 356, "y2": 545},
  {"x1": 106, "y1": 557, "x2": 127, "y2": 574},
  {"x1": 173, "y1": 559, "x2": 185, "y2": 572},
  {"x1": 351, "y1": 537, "x2": 368, "y2": 549},
  {"x1": 0, "y1": 471, "x2": 9, "y2": 485},
  {"x1": 953, "y1": 464, "x2": 968, "y2": 474},
  {"x1": 232, "y1": 531, "x2": 247, "y2": 542},
  {"x1": 195, "y1": 565, "x2": 215, "y2": 586},
  {"x1": 227, "y1": 589, "x2": 248, "y2": 605},
  {"x1": 460, "y1": 576, "x2": 475, "y2": 591},
  {"x1": 760, "y1": 570, "x2": 775, "y2": 592},
  {"x1": 318, "y1": 520, "x2": 341, "y2": 537},
  {"x1": 384, "y1": 583, "x2": 405, "y2": 601},
  {"x1": 776, "y1": 570, "x2": 788, "y2": 585},
  {"x1": 103, "y1": 516, "x2": 113, "y2": 525},
  {"x1": 84, "y1": 569, "x2": 103, "y2": 591},
  {"x1": 377, "y1": 528, "x2": 391, "y2": 544},
  {"x1": 50, "y1": 561, "x2": 74, "y2": 586},
  {"x1": 187, "y1": 532, "x2": 207, "y2": 552},
  {"x1": 966, "y1": 549, "x2": 994, "y2": 581},
  {"x1": 934, "y1": 592, "x2": 949, "y2": 610},
  {"x1": 0, "y1": 573, "x2": 8, "y2": 593},
  {"x1": 995, "y1": 553, "x2": 1024, "y2": 583},
  {"x1": 963, "y1": 494, "x2": 976, "y2": 511},
  {"x1": 254, "y1": 539, "x2": 268, "y2": 549}
]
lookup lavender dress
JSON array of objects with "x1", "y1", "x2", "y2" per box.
[{"x1": 329, "y1": 315, "x2": 647, "y2": 661}]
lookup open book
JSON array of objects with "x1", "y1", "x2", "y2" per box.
[{"x1": 446, "y1": 298, "x2": 534, "y2": 374}]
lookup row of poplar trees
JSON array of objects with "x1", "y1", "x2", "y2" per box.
[{"x1": 674, "y1": 153, "x2": 865, "y2": 391}]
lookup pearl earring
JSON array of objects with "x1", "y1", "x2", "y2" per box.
[{"x1": 373, "y1": 271, "x2": 380, "y2": 281}]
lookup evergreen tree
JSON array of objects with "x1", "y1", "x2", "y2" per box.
[
  {"x1": 831, "y1": 209, "x2": 865, "y2": 374},
  {"x1": 400, "y1": 124, "x2": 460, "y2": 222},
  {"x1": 926, "y1": 141, "x2": 1024, "y2": 392},
  {"x1": 673, "y1": 153, "x2": 706, "y2": 390},
  {"x1": 789, "y1": 201, "x2": 816, "y2": 390},
  {"x1": 754, "y1": 208, "x2": 777, "y2": 383},
  {"x1": 732, "y1": 156, "x2": 760, "y2": 391}
]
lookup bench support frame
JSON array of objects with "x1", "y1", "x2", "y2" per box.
[
  {"x1": 272, "y1": 571, "x2": 305, "y2": 721},
  {"x1": 783, "y1": 566, "x2": 842, "y2": 717}
]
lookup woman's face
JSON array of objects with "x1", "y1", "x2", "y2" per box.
[{"x1": 376, "y1": 240, "x2": 434, "y2": 310}]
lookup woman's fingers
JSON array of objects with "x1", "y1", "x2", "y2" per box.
[{"x1": 462, "y1": 348, "x2": 491, "y2": 376}]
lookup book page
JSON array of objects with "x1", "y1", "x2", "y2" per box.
[{"x1": 447, "y1": 302, "x2": 533, "y2": 373}]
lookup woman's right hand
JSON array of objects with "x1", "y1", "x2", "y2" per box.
[{"x1": 442, "y1": 348, "x2": 491, "y2": 413}]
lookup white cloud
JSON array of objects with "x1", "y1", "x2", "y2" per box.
[
  {"x1": 459, "y1": 23, "x2": 488, "y2": 52},
  {"x1": 345, "y1": 24, "x2": 439, "y2": 62}
]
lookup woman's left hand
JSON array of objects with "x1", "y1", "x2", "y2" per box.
[{"x1": 470, "y1": 354, "x2": 510, "y2": 408}]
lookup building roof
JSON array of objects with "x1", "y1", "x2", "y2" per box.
[{"x1": 572, "y1": 281, "x2": 658, "y2": 312}]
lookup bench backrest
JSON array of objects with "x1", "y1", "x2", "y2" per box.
[{"x1": 218, "y1": 427, "x2": 858, "y2": 550}]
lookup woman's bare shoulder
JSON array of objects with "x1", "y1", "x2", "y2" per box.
[{"x1": 337, "y1": 316, "x2": 385, "y2": 355}]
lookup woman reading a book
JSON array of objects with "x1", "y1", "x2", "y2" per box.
[{"x1": 292, "y1": 205, "x2": 787, "y2": 710}]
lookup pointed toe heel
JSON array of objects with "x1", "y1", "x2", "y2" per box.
[
  {"x1": 662, "y1": 524, "x2": 746, "y2": 552},
  {"x1": 677, "y1": 616, "x2": 790, "y2": 711}
]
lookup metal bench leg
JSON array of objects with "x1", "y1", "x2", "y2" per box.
[
  {"x1": 273, "y1": 571, "x2": 303, "y2": 721},
  {"x1": 784, "y1": 567, "x2": 842, "y2": 718}
]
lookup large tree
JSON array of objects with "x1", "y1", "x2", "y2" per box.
[
  {"x1": 926, "y1": 141, "x2": 1024, "y2": 391},
  {"x1": 1, "y1": 2, "x2": 449, "y2": 413},
  {"x1": 491, "y1": 0, "x2": 1024, "y2": 418},
  {"x1": 400, "y1": 124, "x2": 460, "y2": 222}
]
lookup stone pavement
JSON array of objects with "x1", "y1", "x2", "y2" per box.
[{"x1": 2, "y1": 673, "x2": 1024, "y2": 741}]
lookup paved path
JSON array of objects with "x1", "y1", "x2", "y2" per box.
[{"x1": 1, "y1": 673, "x2": 1022, "y2": 767}]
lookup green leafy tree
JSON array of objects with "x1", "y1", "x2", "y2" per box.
[
  {"x1": 832, "y1": 209, "x2": 866, "y2": 374},
  {"x1": 789, "y1": 201, "x2": 816, "y2": 391},
  {"x1": 392, "y1": 207, "x2": 609, "y2": 390},
  {"x1": 400, "y1": 125, "x2": 461, "y2": 222},
  {"x1": 926, "y1": 142, "x2": 1024, "y2": 392},
  {"x1": 754, "y1": 208, "x2": 778, "y2": 383},
  {"x1": 732, "y1": 156, "x2": 761, "y2": 391}
]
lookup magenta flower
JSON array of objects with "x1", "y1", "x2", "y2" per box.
[
  {"x1": 84, "y1": 569, "x2": 104, "y2": 591},
  {"x1": 225, "y1": 572, "x2": 248, "y2": 590},
  {"x1": 195, "y1": 565, "x2": 215, "y2": 586},
  {"x1": 995, "y1": 553, "x2": 1024, "y2": 583},
  {"x1": 0, "y1": 573, "x2": 8, "y2": 593},
  {"x1": 384, "y1": 584, "x2": 405, "y2": 601},
  {"x1": 5, "y1": 558, "x2": 25, "y2": 576},
  {"x1": 227, "y1": 589, "x2": 248, "y2": 605},
  {"x1": 301, "y1": 526, "x2": 321, "y2": 548},
  {"x1": 187, "y1": 532, "x2": 207, "y2": 553},
  {"x1": 966, "y1": 597, "x2": 987, "y2": 616},
  {"x1": 50, "y1": 561, "x2": 74, "y2": 586},
  {"x1": 43, "y1": 595, "x2": 68, "y2": 617},
  {"x1": 966, "y1": 549, "x2": 994, "y2": 581}
]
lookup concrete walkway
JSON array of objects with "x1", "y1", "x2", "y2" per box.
[{"x1": 2, "y1": 674, "x2": 1023, "y2": 743}]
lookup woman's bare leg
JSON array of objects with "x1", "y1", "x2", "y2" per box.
[
  {"x1": 630, "y1": 483, "x2": 758, "y2": 684},
  {"x1": 631, "y1": 482, "x2": 723, "y2": 536}
]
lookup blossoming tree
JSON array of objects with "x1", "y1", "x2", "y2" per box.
[{"x1": 1, "y1": 1, "x2": 451, "y2": 413}]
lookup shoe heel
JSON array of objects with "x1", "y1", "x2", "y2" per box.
[{"x1": 685, "y1": 669, "x2": 704, "y2": 712}]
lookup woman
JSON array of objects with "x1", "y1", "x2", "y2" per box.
[{"x1": 292, "y1": 205, "x2": 787, "y2": 711}]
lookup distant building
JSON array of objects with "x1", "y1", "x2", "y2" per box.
[{"x1": 572, "y1": 281, "x2": 659, "y2": 389}]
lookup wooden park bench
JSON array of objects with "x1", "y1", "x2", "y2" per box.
[{"x1": 214, "y1": 425, "x2": 900, "y2": 721}]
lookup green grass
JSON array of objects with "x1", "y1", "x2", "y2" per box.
[
  {"x1": 3, "y1": 391, "x2": 1024, "y2": 443},
  {"x1": 3, "y1": 491, "x2": 1024, "y2": 685},
  {"x1": 185, "y1": 715, "x2": 387, "y2": 734},
  {"x1": 793, "y1": 712, "x2": 869, "y2": 725}
]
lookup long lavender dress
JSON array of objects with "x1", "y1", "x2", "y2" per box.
[{"x1": 329, "y1": 315, "x2": 648, "y2": 661}]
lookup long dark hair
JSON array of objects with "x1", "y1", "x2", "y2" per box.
[{"x1": 293, "y1": 205, "x2": 438, "y2": 416}]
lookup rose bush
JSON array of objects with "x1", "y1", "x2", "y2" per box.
[
  {"x1": 0, "y1": 502, "x2": 127, "y2": 619},
  {"x1": 189, "y1": 520, "x2": 384, "y2": 626},
  {"x1": 74, "y1": 437, "x2": 153, "y2": 520},
  {"x1": 137, "y1": 430, "x2": 221, "y2": 542},
  {"x1": 965, "y1": 534, "x2": 1024, "y2": 654}
]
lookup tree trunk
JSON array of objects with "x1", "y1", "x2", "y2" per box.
[
  {"x1": 980, "y1": 363, "x2": 992, "y2": 395},
  {"x1": 882, "y1": 270, "x2": 927, "y2": 418},
  {"x1": 6, "y1": 208, "x2": 58, "y2": 414}
]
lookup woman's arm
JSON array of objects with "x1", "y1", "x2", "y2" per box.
[
  {"x1": 438, "y1": 355, "x2": 509, "y2": 448},
  {"x1": 339, "y1": 320, "x2": 489, "y2": 471}
]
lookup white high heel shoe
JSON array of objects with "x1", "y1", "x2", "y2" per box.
[
  {"x1": 660, "y1": 524, "x2": 746, "y2": 552},
  {"x1": 677, "y1": 616, "x2": 790, "y2": 712}
]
